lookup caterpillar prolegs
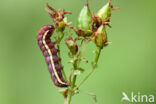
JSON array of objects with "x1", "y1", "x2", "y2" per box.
[{"x1": 37, "y1": 25, "x2": 68, "y2": 87}]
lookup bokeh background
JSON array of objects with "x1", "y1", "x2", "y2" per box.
[{"x1": 0, "y1": 0, "x2": 156, "y2": 104}]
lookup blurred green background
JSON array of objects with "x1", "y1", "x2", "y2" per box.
[{"x1": 0, "y1": 0, "x2": 156, "y2": 104}]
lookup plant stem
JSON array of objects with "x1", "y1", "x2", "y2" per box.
[
  {"x1": 95, "y1": 47, "x2": 101, "y2": 64},
  {"x1": 77, "y1": 47, "x2": 102, "y2": 88},
  {"x1": 56, "y1": 31, "x2": 67, "y2": 81},
  {"x1": 65, "y1": 39, "x2": 90, "y2": 104},
  {"x1": 65, "y1": 58, "x2": 78, "y2": 104},
  {"x1": 67, "y1": 76, "x2": 77, "y2": 104}
]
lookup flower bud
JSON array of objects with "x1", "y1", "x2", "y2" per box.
[
  {"x1": 91, "y1": 23, "x2": 108, "y2": 48},
  {"x1": 97, "y1": 0, "x2": 111, "y2": 22},
  {"x1": 77, "y1": 0, "x2": 92, "y2": 36},
  {"x1": 65, "y1": 35, "x2": 78, "y2": 55}
]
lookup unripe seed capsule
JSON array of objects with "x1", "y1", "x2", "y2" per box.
[
  {"x1": 65, "y1": 36, "x2": 78, "y2": 55},
  {"x1": 58, "y1": 21, "x2": 66, "y2": 31},
  {"x1": 97, "y1": 0, "x2": 111, "y2": 22},
  {"x1": 91, "y1": 23, "x2": 108, "y2": 48},
  {"x1": 77, "y1": 0, "x2": 92, "y2": 36}
]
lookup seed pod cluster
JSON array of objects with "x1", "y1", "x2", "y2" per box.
[
  {"x1": 37, "y1": 25, "x2": 68, "y2": 87},
  {"x1": 90, "y1": 0, "x2": 117, "y2": 48}
]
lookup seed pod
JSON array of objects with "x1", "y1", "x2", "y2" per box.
[
  {"x1": 65, "y1": 35, "x2": 78, "y2": 55},
  {"x1": 97, "y1": 0, "x2": 111, "y2": 22},
  {"x1": 77, "y1": 0, "x2": 92, "y2": 36},
  {"x1": 91, "y1": 23, "x2": 108, "y2": 48},
  {"x1": 58, "y1": 21, "x2": 66, "y2": 31}
]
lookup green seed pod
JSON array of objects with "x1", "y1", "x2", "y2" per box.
[
  {"x1": 97, "y1": 0, "x2": 111, "y2": 22},
  {"x1": 91, "y1": 23, "x2": 108, "y2": 48},
  {"x1": 57, "y1": 21, "x2": 66, "y2": 31},
  {"x1": 65, "y1": 36, "x2": 78, "y2": 55},
  {"x1": 77, "y1": 0, "x2": 92, "y2": 36}
]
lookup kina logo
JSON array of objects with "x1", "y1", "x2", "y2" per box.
[{"x1": 121, "y1": 92, "x2": 154, "y2": 103}]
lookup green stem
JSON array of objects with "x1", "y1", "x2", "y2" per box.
[
  {"x1": 65, "y1": 39, "x2": 89, "y2": 104},
  {"x1": 67, "y1": 76, "x2": 77, "y2": 104},
  {"x1": 95, "y1": 47, "x2": 101, "y2": 64},
  {"x1": 77, "y1": 47, "x2": 102, "y2": 88},
  {"x1": 65, "y1": 58, "x2": 78, "y2": 104},
  {"x1": 56, "y1": 30, "x2": 67, "y2": 81}
]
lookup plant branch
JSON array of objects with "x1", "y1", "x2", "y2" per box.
[
  {"x1": 56, "y1": 30, "x2": 67, "y2": 81},
  {"x1": 65, "y1": 56, "x2": 78, "y2": 104},
  {"x1": 65, "y1": 39, "x2": 89, "y2": 104},
  {"x1": 77, "y1": 47, "x2": 102, "y2": 88}
]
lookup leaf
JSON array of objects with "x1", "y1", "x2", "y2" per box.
[
  {"x1": 80, "y1": 57, "x2": 88, "y2": 63},
  {"x1": 73, "y1": 68, "x2": 84, "y2": 76},
  {"x1": 77, "y1": 68, "x2": 85, "y2": 72},
  {"x1": 91, "y1": 62, "x2": 98, "y2": 69},
  {"x1": 73, "y1": 70, "x2": 81, "y2": 75},
  {"x1": 58, "y1": 88, "x2": 68, "y2": 96},
  {"x1": 73, "y1": 89, "x2": 79, "y2": 95},
  {"x1": 63, "y1": 17, "x2": 68, "y2": 23},
  {"x1": 68, "y1": 59, "x2": 74, "y2": 64},
  {"x1": 68, "y1": 52, "x2": 73, "y2": 58},
  {"x1": 63, "y1": 17, "x2": 72, "y2": 25},
  {"x1": 58, "y1": 87, "x2": 68, "y2": 92}
]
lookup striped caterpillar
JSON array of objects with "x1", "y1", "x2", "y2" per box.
[{"x1": 37, "y1": 25, "x2": 69, "y2": 87}]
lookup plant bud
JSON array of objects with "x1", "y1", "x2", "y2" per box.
[
  {"x1": 91, "y1": 23, "x2": 108, "y2": 48},
  {"x1": 65, "y1": 36, "x2": 78, "y2": 55},
  {"x1": 58, "y1": 21, "x2": 66, "y2": 31},
  {"x1": 97, "y1": 0, "x2": 111, "y2": 22},
  {"x1": 77, "y1": 0, "x2": 92, "y2": 36}
]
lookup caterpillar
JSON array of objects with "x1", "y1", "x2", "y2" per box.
[{"x1": 37, "y1": 25, "x2": 69, "y2": 87}]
